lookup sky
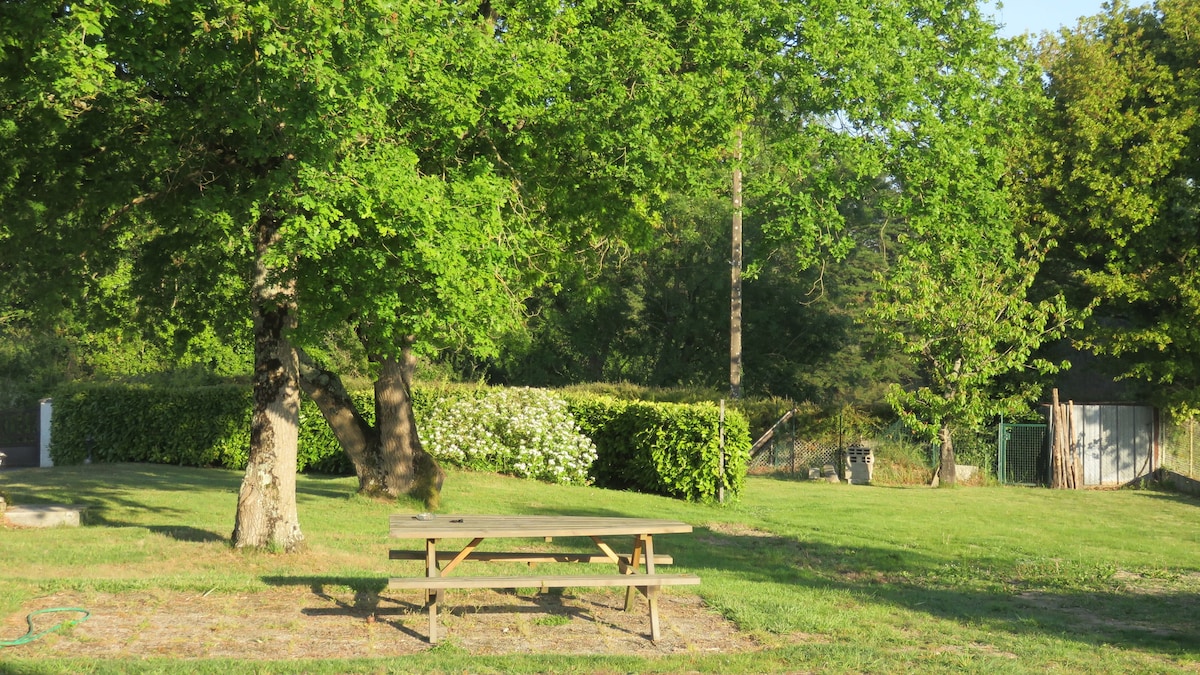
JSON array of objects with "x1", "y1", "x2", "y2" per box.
[{"x1": 981, "y1": 0, "x2": 1110, "y2": 38}]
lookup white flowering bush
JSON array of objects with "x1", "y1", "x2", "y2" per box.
[{"x1": 421, "y1": 387, "x2": 597, "y2": 485}]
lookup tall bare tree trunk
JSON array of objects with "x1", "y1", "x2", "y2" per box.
[
  {"x1": 232, "y1": 217, "x2": 303, "y2": 551},
  {"x1": 374, "y1": 337, "x2": 444, "y2": 507},
  {"x1": 730, "y1": 127, "x2": 744, "y2": 400},
  {"x1": 937, "y1": 423, "x2": 956, "y2": 487}
]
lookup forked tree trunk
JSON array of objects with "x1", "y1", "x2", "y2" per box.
[
  {"x1": 298, "y1": 339, "x2": 443, "y2": 507},
  {"x1": 937, "y1": 423, "x2": 957, "y2": 487},
  {"x1": 232, "y1": 217, "x2": 304, "y2": 552}
]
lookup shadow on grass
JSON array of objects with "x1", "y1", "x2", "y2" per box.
[
  {"x1": 264, "y1": 576, "x2": 644, "y2": 644},
  {"x1": 1121, "y1": 488, "x2": 1200, "y2": 508},
  {"x1": 509, "y1": 503, "x2": 1199, "y2": 657},
  {"x1": 0, "y1": 462, "x2": 362, "y2": 517},
  {"x1": 143, "y1": 524, "x2": 227, "y2": 542},
  {"x1": 262, "y1": 575, "x2": 389, "y2": 594}
]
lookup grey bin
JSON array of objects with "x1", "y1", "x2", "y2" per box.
[{"x1": 847, "y1": 445, "x2": 874, "y2": 485}]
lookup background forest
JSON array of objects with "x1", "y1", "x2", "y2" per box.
[{"x1": 2, "y1": 0, "x2": 1197, "y2": 493}]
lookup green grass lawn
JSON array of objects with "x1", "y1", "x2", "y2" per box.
[{"x1": 2, "y1": 463, "x2": 1199, "y2": 673}]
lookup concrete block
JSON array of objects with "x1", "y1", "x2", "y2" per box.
[
  {"x1": 4, "y1": 504, "x2": 86, "y2": 528},
  {"x1": 846, "y1": 445, "x2": 874, "y2": 485}
]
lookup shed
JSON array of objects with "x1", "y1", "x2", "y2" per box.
[{"x1": 1048, "y1": 403, "x2": 1160, "y2": 487}]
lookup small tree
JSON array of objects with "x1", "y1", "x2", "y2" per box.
[
  {"x1": 871, "y1": 244, "x2": 1074, "y2": 485},
  {"x1": 865, "y1": 16, "x2": 1079, "y2": 485}
]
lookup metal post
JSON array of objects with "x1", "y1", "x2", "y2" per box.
[
  {"x1": 998, "y1": 415, "x2": 1005, "y2": 485},
  {"x1": 718, "y1": 400, "x2": 726, "y2": 504}
]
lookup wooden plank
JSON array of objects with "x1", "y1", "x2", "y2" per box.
[
  {"x1": 389, "y1": 514, "x2": 693, "y2": 540},
  {"x1": 441, "y1": 537, "x2": 483, "y2": 576},
  {"x1": 388, "y1": 550, "x2": 674, "y2": 565},
  {"x1": 1117, "y1": 405, "x2": 1136, "y2": 483},
  {"x1": 624, "y1": 537, "x2": 644, "y2": 611},
  {"x1": 387, "y1": 573, "x2": 701, "y2": 591},
  {"x1": 588, "y1": 536, "x2": 623, "y2": 566}
]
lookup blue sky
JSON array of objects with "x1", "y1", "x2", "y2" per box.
[{"x1": 981, "y1": 0, "x2": 1110, "y2": 38}]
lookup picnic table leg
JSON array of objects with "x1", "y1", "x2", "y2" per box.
[
  {"x1": 641, "y1": 534, "x2": 663, "y2": 639},
  {"x1": 647, "y1": 584, "x2": 662, "y2": 640},
  {"x1": 623, "y1": 535, "x2": 644, "y2": 611},
  {"x1": 425, "y1": 537, "x2": 440, "y2": 644}
]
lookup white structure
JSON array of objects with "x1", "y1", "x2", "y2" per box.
[{"x1": 39, "y1": 398, "x2": 53, "y2": 468}]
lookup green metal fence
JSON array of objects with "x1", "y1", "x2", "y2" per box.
[
  {"x1": 1163, "y1": 415, "x2": 1198, "y2": 480},
  {"x1": 998, "y1": 423, "x2": 1048, "y2": 485}
]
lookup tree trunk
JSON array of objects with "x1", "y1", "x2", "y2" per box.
[
  {"x1": 374, "y1": 338, "x2": 444, "y2": 507},
  {"x1": 296, "y1": 350, "x2": 386, "y2": 494},
  {"x1": 937, "y1": 423, "x2": 956, "y2": 487},
  {"x1": 232, "y1": 217, "x2": 303, "y2": 551},
  {"x1": 729, "y1": 127, "x2": 743, "y2": 400},
  {"x1": 298, "y1": 341, "x2": 444, "y2": 507}
]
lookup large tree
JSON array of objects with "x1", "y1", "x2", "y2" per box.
[
  {"x1": 2, "y1": 0, "x2": 752, "y2": 548},
  {"x1": 1035, "y1": 0, "x2": 1200, "y2": 415},
  {"x1": 457, "y1": 0, "x2": 1054, "y2": 413}
]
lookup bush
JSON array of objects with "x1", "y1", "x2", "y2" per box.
[
  {"x1": 568, "y1": 395, "x2": 750, "y2": 503},
  {"x1": 421, "y1": 387, "x2": 597, "y2": 485},
  {"x1": 50, "y1": 383, "x2": 252, "y2": 468},
  {"x1": 47, "y1": 382, "x2": 750, "y2": 502}
]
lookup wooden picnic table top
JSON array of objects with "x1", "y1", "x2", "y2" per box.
[{"x1": 388, "y1": 514, "x2": 693, "y2": 540}]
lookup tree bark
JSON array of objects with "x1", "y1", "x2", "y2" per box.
[
  {"x1": 730, "y1": 127, "x2": 743, "y2": 400},
  {"x1": 373, "y1": 338, "x2": 444, "y2": 507},
  {"x1": 296, "y1": 350, "x2": 386, "y2": 494},
  {"x1": 937, "y1": 422, "x2": 956, "y2": 487},
  {"x1": 232, "y1": 216, "x2": 303, "y2": 551},
  {"x1": 297, "y1": 340, "x2": 444, "y2": 507}
]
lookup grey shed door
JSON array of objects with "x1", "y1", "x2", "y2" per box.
[{"x1": 1070, "y1": 404, "x2": 1156, "y2": 486}]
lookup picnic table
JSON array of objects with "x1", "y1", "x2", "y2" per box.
[{"x1": 387, "y1": 514, "x2": 701, "y2": 643}]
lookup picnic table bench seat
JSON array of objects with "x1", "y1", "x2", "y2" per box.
[
  {"x1": 387, "y1": 572, "x2": 700, "y2": 591},
  {"x1": 388, "y1": 549, "x2": 673, "y2": 566}
]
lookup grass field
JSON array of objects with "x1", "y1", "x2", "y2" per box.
[{"x1": 1, "y1": 463, "x2": 1199, "y2": 673}]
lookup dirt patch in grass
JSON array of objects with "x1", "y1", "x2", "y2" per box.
[{"x1": 3, "y1": 586, "x2": 760, "y2": 660}]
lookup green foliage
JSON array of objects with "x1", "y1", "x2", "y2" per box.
[
  {"x1": 568, "y1": 395, "x2": 750, "y2": 503},
  {"x1": 49, "y1": 383, "x2": 346, "y2": 473},
  {"x1": 1035, "y1": 0, "x2": 1200, "y2": 415},
  {"x1": 49, "y1": 384, "x2": 252, "y2": 468},
  {"x1": 421, "y1": 388, "x2": 597, "y2": 485},
  {"x1": 861, "y1": 12, "x2": 1081, "y2": 463},
  {"x1": 46, "y1": 383, "x2": 747, "y2": 501}
]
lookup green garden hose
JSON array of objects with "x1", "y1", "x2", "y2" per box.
[{"x1": 0, "y1": 608, "x2": 90, "y2": 647}]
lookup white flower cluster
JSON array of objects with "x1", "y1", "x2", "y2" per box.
[{"x1": 421, "y1": 387, "x2": 598, "y2": 485}]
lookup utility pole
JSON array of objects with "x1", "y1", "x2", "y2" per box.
[{"x1": 730, "y1": 128, "x2": 743, "y2": 400}]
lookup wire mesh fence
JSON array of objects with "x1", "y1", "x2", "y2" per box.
[
  {"x1": 748, "y1": 437, "x2": 842, "y2": 476},
  {"x1": 748, "y1": 412, "x2": 1002, "y2": 483},
  {"x1": 999, "y1": 423, "x2": 1048, "y2": 485},
  {"x1": 1162, "y1": 414, "x2": 1198, "y2": 480}
]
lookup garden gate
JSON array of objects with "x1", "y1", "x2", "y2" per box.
[
  {"x1": 998, "y1": 422, "x2": 1048, "y2": 485},
  {"x1": 0, "y1": 406, "x2": 41, "y2": 468}
]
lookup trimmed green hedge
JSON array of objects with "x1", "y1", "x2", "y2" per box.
[
  {"x1": 569, "y1": 396, "x2": 750, "y2": 503},
  {"x1": 50, "y1": 383, "x2": 253, "y2": 468},
  {"x1": 48, "y1": 383, "x2": 751, "y2": 502}
]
